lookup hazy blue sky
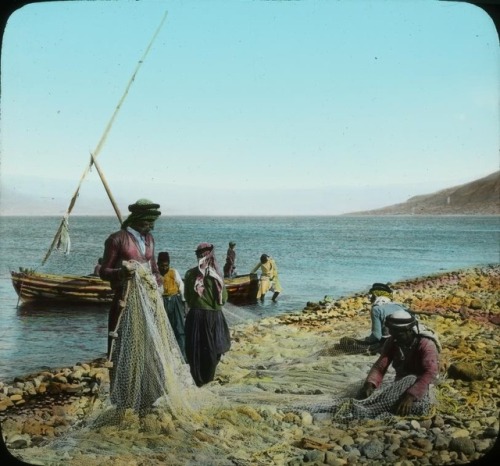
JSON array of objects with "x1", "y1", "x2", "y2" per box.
[{"x1": 1, "y1": 0, "x2": 498, "y2": 216}]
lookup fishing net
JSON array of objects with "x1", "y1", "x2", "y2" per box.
[
  {"x1": 99, "y1": 260, "x2": 211, "y2": 422},
  {"x1": 10, "y1": 264, "x2": 440, "y2": 465},
  {"x1": 211, "y1": 343, "x2": 435, "y2": 422}
]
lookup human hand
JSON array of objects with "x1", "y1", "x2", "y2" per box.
[
  {"x1": 396, "y1": 392, "x2": 415, "y2": 416},
  {"x1": 359, "y1": 381, "x2": 375, "y2": 399},
  {"x1": 120, "y1": 264, "x2": 135, "y2": 281}
]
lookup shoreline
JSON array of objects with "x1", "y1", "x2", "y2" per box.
[
  {"x1": 1, "y1": 264, "x2": 499, "y2": 465},
  {"x1": 3, "y1": 263, "x2": 498, "y2": 385}
]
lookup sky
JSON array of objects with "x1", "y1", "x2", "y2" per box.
[{"x1": 0, "y1": 0, "x2": 498, "y2": 216}]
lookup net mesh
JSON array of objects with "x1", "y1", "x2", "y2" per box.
[
  {"x1": 11, "y1": 263, "x2": 440, "y2": 465},
  {"x1": 88, "y1": 261, "x2": 219, "y2": 431},
  {"x1": 106, "y1": 261, "x2": 202, "y2": 417}
]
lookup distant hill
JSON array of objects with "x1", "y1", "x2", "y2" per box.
[{"x1": 347, "y1": 171, "x2": 500, "y2": 215}]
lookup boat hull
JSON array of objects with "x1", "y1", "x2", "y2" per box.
[
  {"x1": 224, "y1": 273, "x2": 260, "y2": 304},
  {"x1": 11, "y1": 271, "x2": 260, "y2": 306},
  {"x1": 11, "y1": 271, "x2": 114, "y2": 305}
]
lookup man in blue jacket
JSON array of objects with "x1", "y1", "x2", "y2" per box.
[
  {"x1": 363, "y1": 282, "x2": 411, "y2": 345},
  {"x1": 339, "y1": 282, "x2": 412, "y2": 354}
]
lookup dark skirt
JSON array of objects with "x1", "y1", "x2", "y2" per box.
[
  {"x1": 185, "y1": 308, "x2": 231, "y2": 387},
  {"x1": 162, "y1": 294, "x2": 187, "y2": 361}
]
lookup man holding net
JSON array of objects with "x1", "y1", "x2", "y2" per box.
[
  {"x1": 97, "y1": 200, "x2": 200, "y2": 419},
  {"x1": 99, "y1": 199, "x2": 162, "y2": 358},
  {"x1": 357, "y1": 310, "x2": 441, "y2": 416}
]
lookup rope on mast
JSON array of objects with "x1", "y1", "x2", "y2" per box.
[{"x1": 41, "y1": 10, "x2": 169, "y2": 266}]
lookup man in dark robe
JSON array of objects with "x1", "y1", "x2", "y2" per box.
[{"x1": 184, "y1": 243, "x2": 231, "y2": 387}]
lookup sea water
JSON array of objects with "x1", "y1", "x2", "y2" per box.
[{"x1": 0, "y1": 215, "x2": 498, "y2": 382}]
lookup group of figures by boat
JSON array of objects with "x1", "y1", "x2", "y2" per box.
[{"x1": 11, "y1": 269, "x2": 260, "y2": 306}]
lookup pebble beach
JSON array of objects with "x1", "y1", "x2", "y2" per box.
[{"x1": 1, "y1": 265, "x2": 499, "y2": 465}]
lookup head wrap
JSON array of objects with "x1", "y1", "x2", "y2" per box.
[
  {"x1": 229, "y1": 241, "x2": 236, "y2": 247},
  {"x1": 369, "y1": 282, "x2": 393, "y2": 300},
  {"x1": 369, "y1": 283, "x2": 393, "y2": 294},
  {"x1": 157, "y1": 251, "x2": 170, "y2": 263},
  {"x1": 193, "y1": 243, "x2": 224, "y2": 304},
  {"x1": 385, "y1": 310, "x2": 417, "y2": 331},
  {"x1": 195, "y1": 243, "x2": 214, "y2": 255},
  {"x1": 386, "y1": 310, "x2": 442, "y2": 351},
  {"x1": 121, "y1": 199, "x2": 161, "y2": 229}
]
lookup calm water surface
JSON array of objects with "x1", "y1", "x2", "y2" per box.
[{"x1": 0, "y1": 215, "x2": 498, "y2": 381}]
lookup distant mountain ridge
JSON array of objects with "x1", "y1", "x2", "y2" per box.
[{"x1": 347, "y1": 171, "x2": 500, "y2": 215}]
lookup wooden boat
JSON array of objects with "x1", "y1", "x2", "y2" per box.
[
  {"x1": 9, "y1": 20, "x2": 262, "y2": 309},
  {"x1": 11, "y1": 270, "x2": 114, "y2": 305},
  {"x1": 11, "y1": 270, "x2": 259, "y2": 306},
  {"x1": 224, "y1": 273, "x2": 260, "y2": 304}
]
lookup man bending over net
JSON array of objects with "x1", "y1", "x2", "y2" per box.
[{"x1": 356, "y1": 310, "x2": 441, "y2": 417}]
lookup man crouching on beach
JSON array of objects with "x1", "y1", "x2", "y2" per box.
[{"x1": 357, "y1": 310, "x2": 441, "y2": 416}]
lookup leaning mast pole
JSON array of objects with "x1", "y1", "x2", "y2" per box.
[{"x1": 41, "y1": 10, "x2": 168, "y2": 266}]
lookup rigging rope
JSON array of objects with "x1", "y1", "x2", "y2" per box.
[{"x1": 41, "y1": 9, "x2": 169, "y2": 266}]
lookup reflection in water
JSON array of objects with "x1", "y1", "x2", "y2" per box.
[
  {"x1": 16, "y1": 300, "x2": 109, "y2": 316},
  {"x1": 0, "y1": 301, "x2": 109, "y2": 382}
]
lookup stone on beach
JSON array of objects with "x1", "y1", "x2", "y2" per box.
[{"x1": 1, "y1": 265, "x2": 499, "y2": 465}]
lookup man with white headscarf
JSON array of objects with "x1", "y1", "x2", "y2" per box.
[{"x1": 184, "y1": 243, "x2": 231, "y2": 387}]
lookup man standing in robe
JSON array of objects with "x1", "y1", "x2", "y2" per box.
[
  {"x1": 184, "y1": 243, "x2": 231, "y2": 387},
  {"x1": 223, "y1": 241, "x2": 237, "y2": 278},
  {"x1": 157, "y1": 251, "x2": 187, "y2": 361},
  {"x1": 99, "y1": 198, "x2": 162, "y2": 358}
]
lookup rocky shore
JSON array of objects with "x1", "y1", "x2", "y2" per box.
[{"x1": 1, "y1": 265, "x2": 499, "y2": 465}]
